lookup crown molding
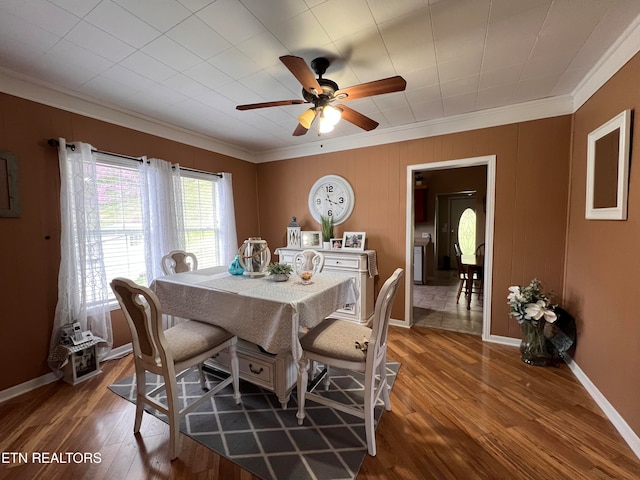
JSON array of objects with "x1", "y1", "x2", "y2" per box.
[
  {"x1": 255, "y1": 95, "x2": 575, "y2": 163},
  {"x1": 0, "y1": 68, "x2": 256, "y2": 163},
  {"x1": 2, "y1": 11, "x2": 639, "y2": 165}
]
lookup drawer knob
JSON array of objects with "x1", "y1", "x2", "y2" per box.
[{"x1": 249, "y1": 363, "x2": 264, "y2": 375}]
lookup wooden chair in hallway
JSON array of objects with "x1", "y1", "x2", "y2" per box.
[
  {"x1": 454, "y1": 243, "x2": 481, "y2": 304},
  {"x1": 474, "y1": 243, "x2": 485, "y2": 296}
]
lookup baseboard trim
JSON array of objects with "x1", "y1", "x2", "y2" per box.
[
  {"x1": 563, "y1": 354, "x2": 640, "y2": 459},
  {"x1": 0, "y1": 343, "x2": 133, "y2": 404},
  {"x1": 105, "y1": 343, "x2": 132, "y2": 360},
  {"x1": 0, "y1": 372, "x2": 60, "y2": 404},
  {"x1": 485, "y1": 334, "x2": 520, "y2": 347}
]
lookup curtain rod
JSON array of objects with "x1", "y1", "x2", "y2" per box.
[{"x1": 47, "y1": 139, "x2": 222, "y2": 178}]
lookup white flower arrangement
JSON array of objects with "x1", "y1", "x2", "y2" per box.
[{"x1": 507, "y1": 278, "x2": 557, "y2": 325}]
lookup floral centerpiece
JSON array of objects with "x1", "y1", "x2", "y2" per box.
[{"x1": 507, "y1": 278, "x2": 575, "y2": 366}]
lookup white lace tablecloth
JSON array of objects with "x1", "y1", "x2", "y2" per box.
[{"x1": 150, "y1": 266, "x2": 358, "y2": 360}]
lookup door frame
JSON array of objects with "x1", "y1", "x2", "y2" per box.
[{"x1": 402, "y1": 155, "x2": 496, "y2": 341}]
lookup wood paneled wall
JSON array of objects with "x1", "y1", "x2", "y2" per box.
[
  {"x1": 0, "y1": 93, "x2": 259, "y2": 391},
  {"x1": 566, "y1": 53, "x2": 640, "y2": 436},
  {"x1": 257, "y1": 117, "x2": 572, "y2": 339},
  {"x1": 0, "y1": 93, "x2": 572, "y2": 395}
]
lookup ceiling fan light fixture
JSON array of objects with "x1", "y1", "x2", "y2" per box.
[
  {"x1": 318, "y1": 113, "x2": 335, "y2": 133},
  {"x1": 297, "y1": 108, "x2": 316, "y2": 129},
  {"x1": 323, "y1": 105, "x2": 342, "y2": 126}
]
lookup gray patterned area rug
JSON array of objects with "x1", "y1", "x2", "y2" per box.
[{"x1": 108, "y1": 362, "x2": 400, "y2": 480}]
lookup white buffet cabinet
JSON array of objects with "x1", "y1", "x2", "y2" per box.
[
  {"x1": 276, "y1": 247, "x2": 375, "y2": 325},
  {"x1": 205, "y1": 247, "x2": 376, "y2": 409}
]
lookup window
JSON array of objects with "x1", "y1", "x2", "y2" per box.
[
  {"x1": 93, "y1": 154, "x2": 224, "y2": 302},
  {"x1": 457, "y1": 207, "x2": 477, "y2": 255},
  {"x1": 180, "y1": 171, "x2": 223, "y2": 268},
  {"x1": 96, "y1": 157, "x2": 147, "y2": 289}
]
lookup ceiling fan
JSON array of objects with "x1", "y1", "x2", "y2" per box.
[{"x1": 236, "y1": 55, "x2": 407, "y2": 136}]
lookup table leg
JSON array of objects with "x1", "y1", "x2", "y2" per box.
[
  {"x1": 296, "y1": 357, "x2": 309, "y2": 424},
  {"x1": 277, "y1": 393, "x2": 290, "y2": 410}
]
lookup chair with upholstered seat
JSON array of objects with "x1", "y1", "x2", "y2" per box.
[
  {"x1": 161, "y1": 250, "x2": 198, "y2": 327},
  {"x1": 110, "y1": 277, "x2": 240, "y2": 460},
  {"x1": 293, "y1": 249, "x2": 325, "y2": 276},
  {"x1": 161, "y1": 250, "x2": 198, "y2": 275},
  {"x1": 296, "y1": 268, "x2": 404, "y2": 456}
]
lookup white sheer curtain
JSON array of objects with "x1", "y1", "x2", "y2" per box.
[
  {"x1": 217, "y1": 173, "x2": 238, "y2": 266},
  {"x1": 49, "y1": 138, "x2": 112, "y2": 370},
  {"x1": 141, "y1": 158, "x2": 184, "y2": 282}
]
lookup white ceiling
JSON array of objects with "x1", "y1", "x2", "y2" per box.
[{"x1": 1, "y1": 0, "x2": 640, "y2": 162}]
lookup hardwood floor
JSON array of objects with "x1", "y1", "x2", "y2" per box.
[{"x1": 2, "y1": 327, "x2": 640, "y2": 479}]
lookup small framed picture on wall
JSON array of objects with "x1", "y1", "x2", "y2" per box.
[
  {"x1": 301, "y1": 231, "x2": 321, "y2": 248},
  {"x1": 342, "y1": 232, "x2": 366, "y2": 251}
]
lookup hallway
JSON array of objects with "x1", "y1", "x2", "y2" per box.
[{"x1": 413, "y1": 269, "x2": 483, "y2": 335}]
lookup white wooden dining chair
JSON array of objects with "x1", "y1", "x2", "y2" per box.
[
  {"x1": 293, "y1": 249, "x2": 325, "y2": 275},
  {"x1": 161, "y1": 250, "x2": 198, "y2": 275},
  {"x1": 161, "y1": 250, "x2": 198, "y2": 327},
  {"x1": 110, "y1": 277, "x2": 241, "y2": 460},
  {"x1": 296, "y1": 268, "x2": 404, "y2": 456}
]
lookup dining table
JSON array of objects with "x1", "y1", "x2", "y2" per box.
[
  {"x1": 460, "y1": 254, "x2": 484, "y2": 310},
  {"x1": 149, "y1": 265, "x2": 358, "y2": 378}
]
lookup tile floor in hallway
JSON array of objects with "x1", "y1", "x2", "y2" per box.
[{"x1": 412, "y1": 269, "x2": 483, "y2": 336}]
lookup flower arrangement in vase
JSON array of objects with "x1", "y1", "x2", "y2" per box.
[
  {"x1": 267, "y1": 262, "x2": 293, "y2": 282},
  {"x1": 507, "y1": 278, "x2": 576, "y2": 366},
  {"x1": 321, "y1": 215, "x2": 334, "y2": 250}
]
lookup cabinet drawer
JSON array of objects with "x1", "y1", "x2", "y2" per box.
[
  {"x1": 207, "y1": 347, "x2": 275, "y2": 390},
  {"x1": 237, "y1": 355, "x2": 274, "y2": 389},
  {"x1": 323, "y1": 257, "x2": 361, "y2": 270}
]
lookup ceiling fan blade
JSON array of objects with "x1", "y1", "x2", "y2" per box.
[
  {"x1": 236, "y1": 99, "x2": 306, "y2": 110},
  {"x1": 336, "y1": 76, "x2": 407, "y2": 101},
  {"x1": 293, "y1": 123, "x2": 308, "y2": 136},
  {"x1": 338, "y1": 105, "x2": 379, "y2": 131},
  {"x1": 280, "y1": 55, "x2": 323, "y2": 95}
]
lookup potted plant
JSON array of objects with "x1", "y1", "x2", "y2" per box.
[
  {"x1": 321, "y1": 215, "x2": 334, "y2": 250},
  {"x1": 267, "y1": 262, "x2": 293, "y2": 282}
]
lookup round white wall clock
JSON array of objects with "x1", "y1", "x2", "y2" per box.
[{"x1": 308, "y1": 174, "x2": 355, "y2": 225}]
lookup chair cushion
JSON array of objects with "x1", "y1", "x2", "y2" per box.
[
  {"x1": 164, "y1": 320, "x2": 233, "y2": 363},
  {"x1": 300, "y1": 318, "x2": 372, "y2": 363}
]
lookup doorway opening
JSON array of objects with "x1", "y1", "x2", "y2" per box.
[{"x1": 403, "y1": 156, "x2": 495, "y2": 341}]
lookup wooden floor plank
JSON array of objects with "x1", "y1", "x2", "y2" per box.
[{"x1": 1, "y1": 327, "x2": 639, "y2": 479}]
